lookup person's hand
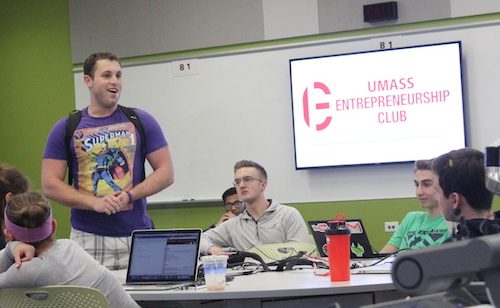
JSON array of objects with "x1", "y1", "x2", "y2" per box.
[
  {"x1": 92, "y1": 193, "x2": 123, "y2": 215},
  {"x1": 216, "y1": 212, "x2": 236, "y2": 226},
  {"x1": 208, "y1": 246, "x2": 226, "y2": 255},
  {"x1": 221, "y1": 212, "x2": 236, "y2": 222},
  {"x1": 116, "y1": 191, "x2": 133, "y2": 211},
  {"x1": 13, "y1": 243, "x2": 36, "y2": 268}
]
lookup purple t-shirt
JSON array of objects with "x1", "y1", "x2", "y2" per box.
[{"x1": 43, "y1": 107, "x2": 168, "y2": 236}]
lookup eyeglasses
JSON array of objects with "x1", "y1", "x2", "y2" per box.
[
  {"x1": 233, "y1": 176, "x2": 263, "y2": 187},
  {"x1": 224, "y1": 200, "x2": 244, "y2": 211}
]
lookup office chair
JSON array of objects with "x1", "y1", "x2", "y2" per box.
[{"x1": 0, "y1": 285, "x2": 108, "y2": 308}]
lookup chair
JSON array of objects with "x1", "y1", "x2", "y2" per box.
[{"x1": 0, "y1": 285, "x2": 108, "y2": 308}]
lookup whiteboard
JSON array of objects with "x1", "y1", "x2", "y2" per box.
[{"x1": 74, "y1": 19, "x2": 500, "y2": 203}]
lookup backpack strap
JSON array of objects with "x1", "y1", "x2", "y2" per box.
[
  {"x1": 117, "y1": 105, "x2": 147, "y2": 181},
  {"x1": 117, "y1": 105, "x2": 146, "y2": 157},
  {"x1": 65, "y1": 109, "x2": 83, "y2": 185}
]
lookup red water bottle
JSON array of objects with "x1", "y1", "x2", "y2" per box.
[{"x1": 326, "y1": 213, "x2": 351, "y2": 281}]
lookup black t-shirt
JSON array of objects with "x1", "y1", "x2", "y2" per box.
[{"x1": 452, "y1": 218, "x2": 500, "y2": 240}]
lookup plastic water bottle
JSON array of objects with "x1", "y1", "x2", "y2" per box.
[{"x1": 326, "y1": 213, "x2": 351, "y2": 281}]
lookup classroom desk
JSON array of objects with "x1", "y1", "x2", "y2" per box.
[{"x1": 114, "y1": 269, "x2": 404, "y2": 308}]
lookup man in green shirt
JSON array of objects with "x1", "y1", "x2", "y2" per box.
[{"x1": 380, "y1": 159, "x2": 451, "y2": 253}]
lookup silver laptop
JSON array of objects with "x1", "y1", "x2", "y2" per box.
[
  {"x1": 350, "y1": 259, "x2": 393, "y2": 274},
  {"x1": 124, "y1": 228, "x2": 202, "y2": 290}
]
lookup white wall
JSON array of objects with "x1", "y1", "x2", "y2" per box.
[
  {"x1": 451, "y1": 0, "x2": 500, "y2": 17},
  {"x1": 69, "y1": 0, "x2": 500, "y2": 63},
  {"x1": 73, "y1": 18, "x2": 500, "y2": 203},
  {"x1": 263, "y1": 0, "x2": 319, "y2": 40}
]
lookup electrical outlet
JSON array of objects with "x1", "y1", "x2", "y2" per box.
[{"x1": 384, "y1": 221, "x2": 399, "y2": 232}]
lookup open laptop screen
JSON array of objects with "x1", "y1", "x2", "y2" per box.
[
  {"x1": 308, "y1": 220, "x2": 382, "y2": 259},
  {"x1": 126, "y1": 229, "x2": 201, "y2": 284}
]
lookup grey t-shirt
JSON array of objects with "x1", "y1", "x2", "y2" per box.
[{"x1": 0, "y1": 239, "x2": 138, "y2": 308}]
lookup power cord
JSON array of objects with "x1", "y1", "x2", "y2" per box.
[
  {"x1": 350, "y1": 248, "x2": 408, "y2": 269},
  {"x1": 232, "y1": 251, "x2": 271, "y2": 271}
]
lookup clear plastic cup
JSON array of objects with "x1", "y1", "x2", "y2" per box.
[{"x1": 201, "y1": 255, "x2": 228, "y2": 291}]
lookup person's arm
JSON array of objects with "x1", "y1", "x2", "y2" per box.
[
  {"x1": 0, "y1": 247, "x2": 13, "y2": 272},
  {"x1": 0, "y1": 244, "x2": 42, "y2": 289},
  {"x1": 380, "y1": 230, "x2": 403, "y2": 254},
  {"x1": 284, "y1": 208, "x2": 310, "y2": 243},
  {"x1": 11, "y1": 243, "x2": 36, "y2": 268},
  {"x1": 124, "y1": 146, "x2": 174, "y2": 202},
  {"x1": 216, "y1": 212, "x2": 236, "y2": 226},
  {"x1": 41, "y1": 158, "x2": 122, "y2": 215},
  {"x1": 0, "y1": 241, "x2": 35, "y2": 271},
  {"x1": 380, "y1": 243, "x2": 398, "y2": 254},
  {"x1": 200, "y1": 233, "x2": 226, "y2": 255},
  {"x1": 208, "y1": 246, "x2": 226, "y2": 255},
  {"x1": 199, "y1": 236, "x2": 212, "y2": 255},
  {"x1": 380, "y1": 213, "x2": 413, "y2": 253},
  {"x1": 200, "y1": 223, "x2": 233, "y2": 254}
]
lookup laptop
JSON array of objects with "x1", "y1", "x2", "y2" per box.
[
  {"x1": 308, "y1": 219, "x2": 386, "y2": 259},
  {"x1": 124, "y1": 228, "x2": 202, "y2": 290},
  {"x1": 246, "y1": 242, "x2": 319, "y2": 263},
  {"x1": 350, "y1": 259, "x2": 393, "y2": 274}
]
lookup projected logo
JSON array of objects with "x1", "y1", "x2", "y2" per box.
[{"x1": 302, "y1": 82, "x2": 332, "y2": 131}]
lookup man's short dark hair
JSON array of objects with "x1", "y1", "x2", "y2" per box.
[
  {"x1": 222, "y1": 187, "x2": 237, "y2": 202},
  {"x1": 0, "y1": 163, "x2": 30, "y2": 210},
  {"x1": 414, "y1": 159, "x2": 433, "y2": 172},
  {"x1": 234, "y1": 160, "x2": 267, "y2": 180},
  {"x1": 432, "y1": 148, "x2": 493, "y2": 211},
  {"x1": 83, "y1": 52, "x2": 120, "y2": 78}
]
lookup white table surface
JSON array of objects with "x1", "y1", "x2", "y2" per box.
[{"x1": 114, "y1": 268, "x2": 394, "y2": 302}]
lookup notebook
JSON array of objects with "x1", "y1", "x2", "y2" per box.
[
  {"x1": 124, "y1": 228, "x2": 202, "y2": 290},
  {"x1": 308, "y1": 219, "x2": 386, "y2": 259}
]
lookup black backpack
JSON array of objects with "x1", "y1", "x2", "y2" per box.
[{"x1": 65, "y1": 105, "x2": 146, "y2": 185}]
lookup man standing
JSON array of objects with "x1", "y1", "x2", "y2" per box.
[
  {"x1": 201, "y1": 160, "x2": 309, "y2": 254},
  {"x1": 432, "y1": 148, "x2": 500, "y2": 240},
  {"x1": 42, "y1": 52, "x2": 174, "y2": 269},
  {"x1": 380, "y1": 160, "x2": 450, "y2": 253}
]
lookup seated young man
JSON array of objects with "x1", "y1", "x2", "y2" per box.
[
  {"x1": 380, "y1": 159, "x2": 450, "y2": 253},
  {"x1": 432, "y1": 147, "x2": 500, "y2": 239},
  {"x1": 205, "y1": 187, "x2": 245, "y2": 231},
  {"x1": 201, "y1": 160, "x2": 310, "y2": 254}
]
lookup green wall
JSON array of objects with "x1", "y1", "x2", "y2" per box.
[
  {"x1": 2, "y1": 1, "x2": 499, "y2": 252},
  {"x1": 0, "y1": 0, "x2": 73, "y2": 234}
]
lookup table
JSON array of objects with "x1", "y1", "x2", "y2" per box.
[{"x1": 114, "y1": 269, "x2": 404, "y2": 308}]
